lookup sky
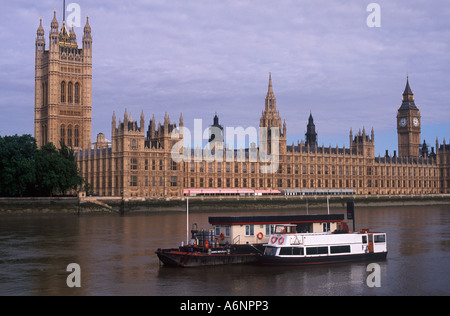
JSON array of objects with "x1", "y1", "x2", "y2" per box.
[{"x1": 0, "y1": 0, "x2": 449, "y2": 155}]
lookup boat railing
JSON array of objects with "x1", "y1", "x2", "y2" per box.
[{"x1": 233, "y1": 235, "x2": 240, "y2": 245}]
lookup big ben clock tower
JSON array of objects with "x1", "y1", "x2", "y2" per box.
[{"x1": 397, "y1": 76, "x2": 421, "y2": 158}]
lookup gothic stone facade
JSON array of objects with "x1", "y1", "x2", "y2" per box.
[
  {"x1": 34, "y1": 11, "x2": 92, "y2": 151},
  {"x1": 34, "y1": 12, "x2": 450, "y2": 198},
  {"x1": 74, "y1": 75, "x2": 449, "y2": 198}
]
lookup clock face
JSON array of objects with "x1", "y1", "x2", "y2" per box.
[
  {"x1": 413, "y1": 117, "x2": 419, "y2": 127},
  {"x1": 399, "y1": 118, "x2": 407, "y2": 127}
]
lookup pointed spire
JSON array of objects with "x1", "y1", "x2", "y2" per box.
[
  {"x1": 399, "y1": 75, "x2": 418, "y2": 111},
  {"x1": 84, "y1": 15, "x2": 91, "y2": 35},
  {"x1": 308, "y1": 111, "x2": 314, "y2": 124},
  {"x1": 265, "y1": 72, "x2": 276, "y2": 112},
  {"x1": 266, "y1": 72, "x2": 275, "y2": 99},
  {"x1": 268, "y1": 72, "x2": 273, "y2": 93},
  {"x1": 59, "y1": 20, "x2": 69, "y2": 40},
  {"x1": 51, "y1": 10, "x2": 59, "y2": 33},
  {"x1": 403, "y1": 75, "x2": 413, "y2": 96},
  {"x1": 124, "y1": 108, "x2": 128, "y2": 122},
  {"x1": 179, "y1": 113, "x2": 184, "y2": 126},
  {"x1": 37, "y1": 17, "x2": 44, "y2": 34},
  {"x1": 69, "y1": 24, "x2": 77, "y2": 43}
]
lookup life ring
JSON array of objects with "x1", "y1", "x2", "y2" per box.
[
  {"x1": 278, "y1": 237, "x2": 285, "y2": 245},
  {"x1": 220, "y1": 233, "x2": 225, "y2": 240},
  {"x1": 271, "y1": 236, "x2": 278, "y2": 244},
  {"x1": 257, "y1": 232, "x2": 264, "y2": 240}
]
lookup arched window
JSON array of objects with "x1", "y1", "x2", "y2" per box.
[
  {"x1": 41, "y1": 124, "x2": 47, "y2": 146},
  {"x1": 74, "y1": 126, "x2": 80, "y2": 147},
  {"x1": 42, "y1": 83, "x2": 46, "y2": 106},
  {"x1": 68, "y1": 82, "x2": 73, "y2": 103},
  {"x1": 61, "y1": 82, "x2": 66, "y2": 103},
  {"x1": 74, "y1": 83, "x2": 80, "y2": 104},
  {"x1": 44, "y1": 82, "x2": 48, "y2": 106},
  {"x1": 67, "y1": 126, "x2": 73, "y2": 147},
  {"x1": 60, "y1": 124, "x2": 66, "y2": 145}
]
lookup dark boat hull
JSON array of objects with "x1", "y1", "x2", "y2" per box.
[
  {"x1": 260, "y1": 252, "x2": 387, "y2": 266},
  {"x1": 156, "y1": 249, "x2": 259, "y2": 267},
  {"x1": 156, "y1": 248, "x2": 259, "y2": 268}
]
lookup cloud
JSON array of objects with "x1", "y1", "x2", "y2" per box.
[{"x1": 0, "y1": 0, "x2": 449, "y2": 155}]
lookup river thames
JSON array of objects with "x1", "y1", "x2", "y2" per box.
[{"x1": 0, "y1": 204, "x2": 449, "y2": 296}]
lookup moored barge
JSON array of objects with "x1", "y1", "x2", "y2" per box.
[{"x1": 156, "y1": 214, "x2": 346, "y2": 267}]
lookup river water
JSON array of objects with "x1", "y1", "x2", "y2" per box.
[{"x1": 0, "y1": 204, "x2": 449, "y2": 296}]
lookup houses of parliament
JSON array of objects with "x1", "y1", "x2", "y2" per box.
[{"x1": 34, "y1": 11, "x2": 450, "y2": 199}]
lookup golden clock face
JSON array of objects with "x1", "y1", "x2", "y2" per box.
[
  {"x1": 413, "y1": 117, "x2": 419, "y2": 127},
  {"x1": 400, "y1": 118, "x2": 407, "y2": 127}
]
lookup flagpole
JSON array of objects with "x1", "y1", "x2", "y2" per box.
[
  {"x1": 327, "y1": 195, "x2": 330, "y2": 215},
  {"x1": 186, "y1": 197, "x2": 189, "y2": 245}
]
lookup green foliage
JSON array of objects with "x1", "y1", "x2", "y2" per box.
[
  {"x1": 0, "y1": 135, "x2": 37, "y2": 197},
  {"x1": 34, "y1": 142, "x2": 84, "y2": 196},
  {"x1": 0, "y1": 135, "x2": 84, "y2": 197}
]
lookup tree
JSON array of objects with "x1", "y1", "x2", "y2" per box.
[
  {"x1": 0, "y1": 135, "x2": 36, "y2": 197},
  {"x1": 34, "y1": 142, "x2": 83, "y2": 196}
]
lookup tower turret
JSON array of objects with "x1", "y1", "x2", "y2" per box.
[
  {"x1": 305, "y1": 112, "x2": 318, "y2": 148},
  {"x1": 260, "y1": 73, "x2": 286, "y2": 154},
  {"x1": 397, "y1": 76, "x2": 421, "y2": 158},
  {"x1": 49, "y1": 10, "x2": 59, "y2": 53},
  {"x1": 83, "y1": 16, "x2": 92, "y2": 55},
  {"x1": 36, "y1": 18, "x2": 45, "y2": 54}
]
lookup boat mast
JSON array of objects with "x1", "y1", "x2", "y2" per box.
[
  {"x1": 186, "y1": 197, "x2": 189, "y2": 245},
  {"x1": 347, "y1": 201, "x2": 356, "y2": 232},
  {"x1": 327, "y1": 195, "x2": 330, "y2": 215}
]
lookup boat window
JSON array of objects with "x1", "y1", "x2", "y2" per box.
[
  {"x1": 330, "y1": 245, "x2": 351, "y2": 254},
  {"x1": 274, "y1": 225, "x2": 285, "y2": 234},
  {"x1": 225, "y1": 226, "x2": 230, "y2": 237},
  {"x1": 293, "y1": 247, "x2": 304, "y2": 255},
  {"x1": 264, "y1": 247, "x2": 278, "y2": 256},
  {"x1": 274, "y1": 225, "x2": 296, "y2": 234},
  {"x1": 374, "y1": 234, "x2": 386, "y2": 243},
  {"x1": 280, "y1": 247, "x2": 292, "y2": 255},
  {"x1": 245, "y1": 225, "x2": 254, "y2": 236},
  {"x1": 266, "y1": 224, "x2": 273, "y2": 236},
  {"x1": 286, "y1": 226, "x2": 296, "y2": 234},
  {"x1": 306, "y1": 247, "x2": 328, "y2": 255},
  {"x1": 362, "y1": 235, "x2": 367, "y2": 244},
  {"x1": 215, "y1": 226, "x2": 220, "y2": 237},
  {"x1": 279, "y1": 247, "x2": 304, "y2": 256}
]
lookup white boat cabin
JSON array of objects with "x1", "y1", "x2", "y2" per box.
[
  {"x1": 208, "y1": 214, "x2": 346, "y2": 246},
  {"x1": 264, "y1": 224, "x2": 387, "y2": 257}
]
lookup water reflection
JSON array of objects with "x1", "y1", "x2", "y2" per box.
[{"x1": 0, "y1": 205, "x2": 449, "y2": 295}]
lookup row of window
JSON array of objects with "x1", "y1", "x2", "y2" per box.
[
  {"x1": 60, "y1": 125, "x2": 80, "y2": 147},
  {"x1": 267, "y1": 245, "x2": 352, "y2": 256},
  {"x1": 186, "y1": 162, "x2": 438, "y2": 177},
  {"x1": 61, "y1": 81, "x2": 81, "y2": 104},
  {"x1": 130, "y1": 176, "x2": 178, "y2": 188},
  {"x1": 131, "y1": 159, "x2": 177, "y2": 171}
]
